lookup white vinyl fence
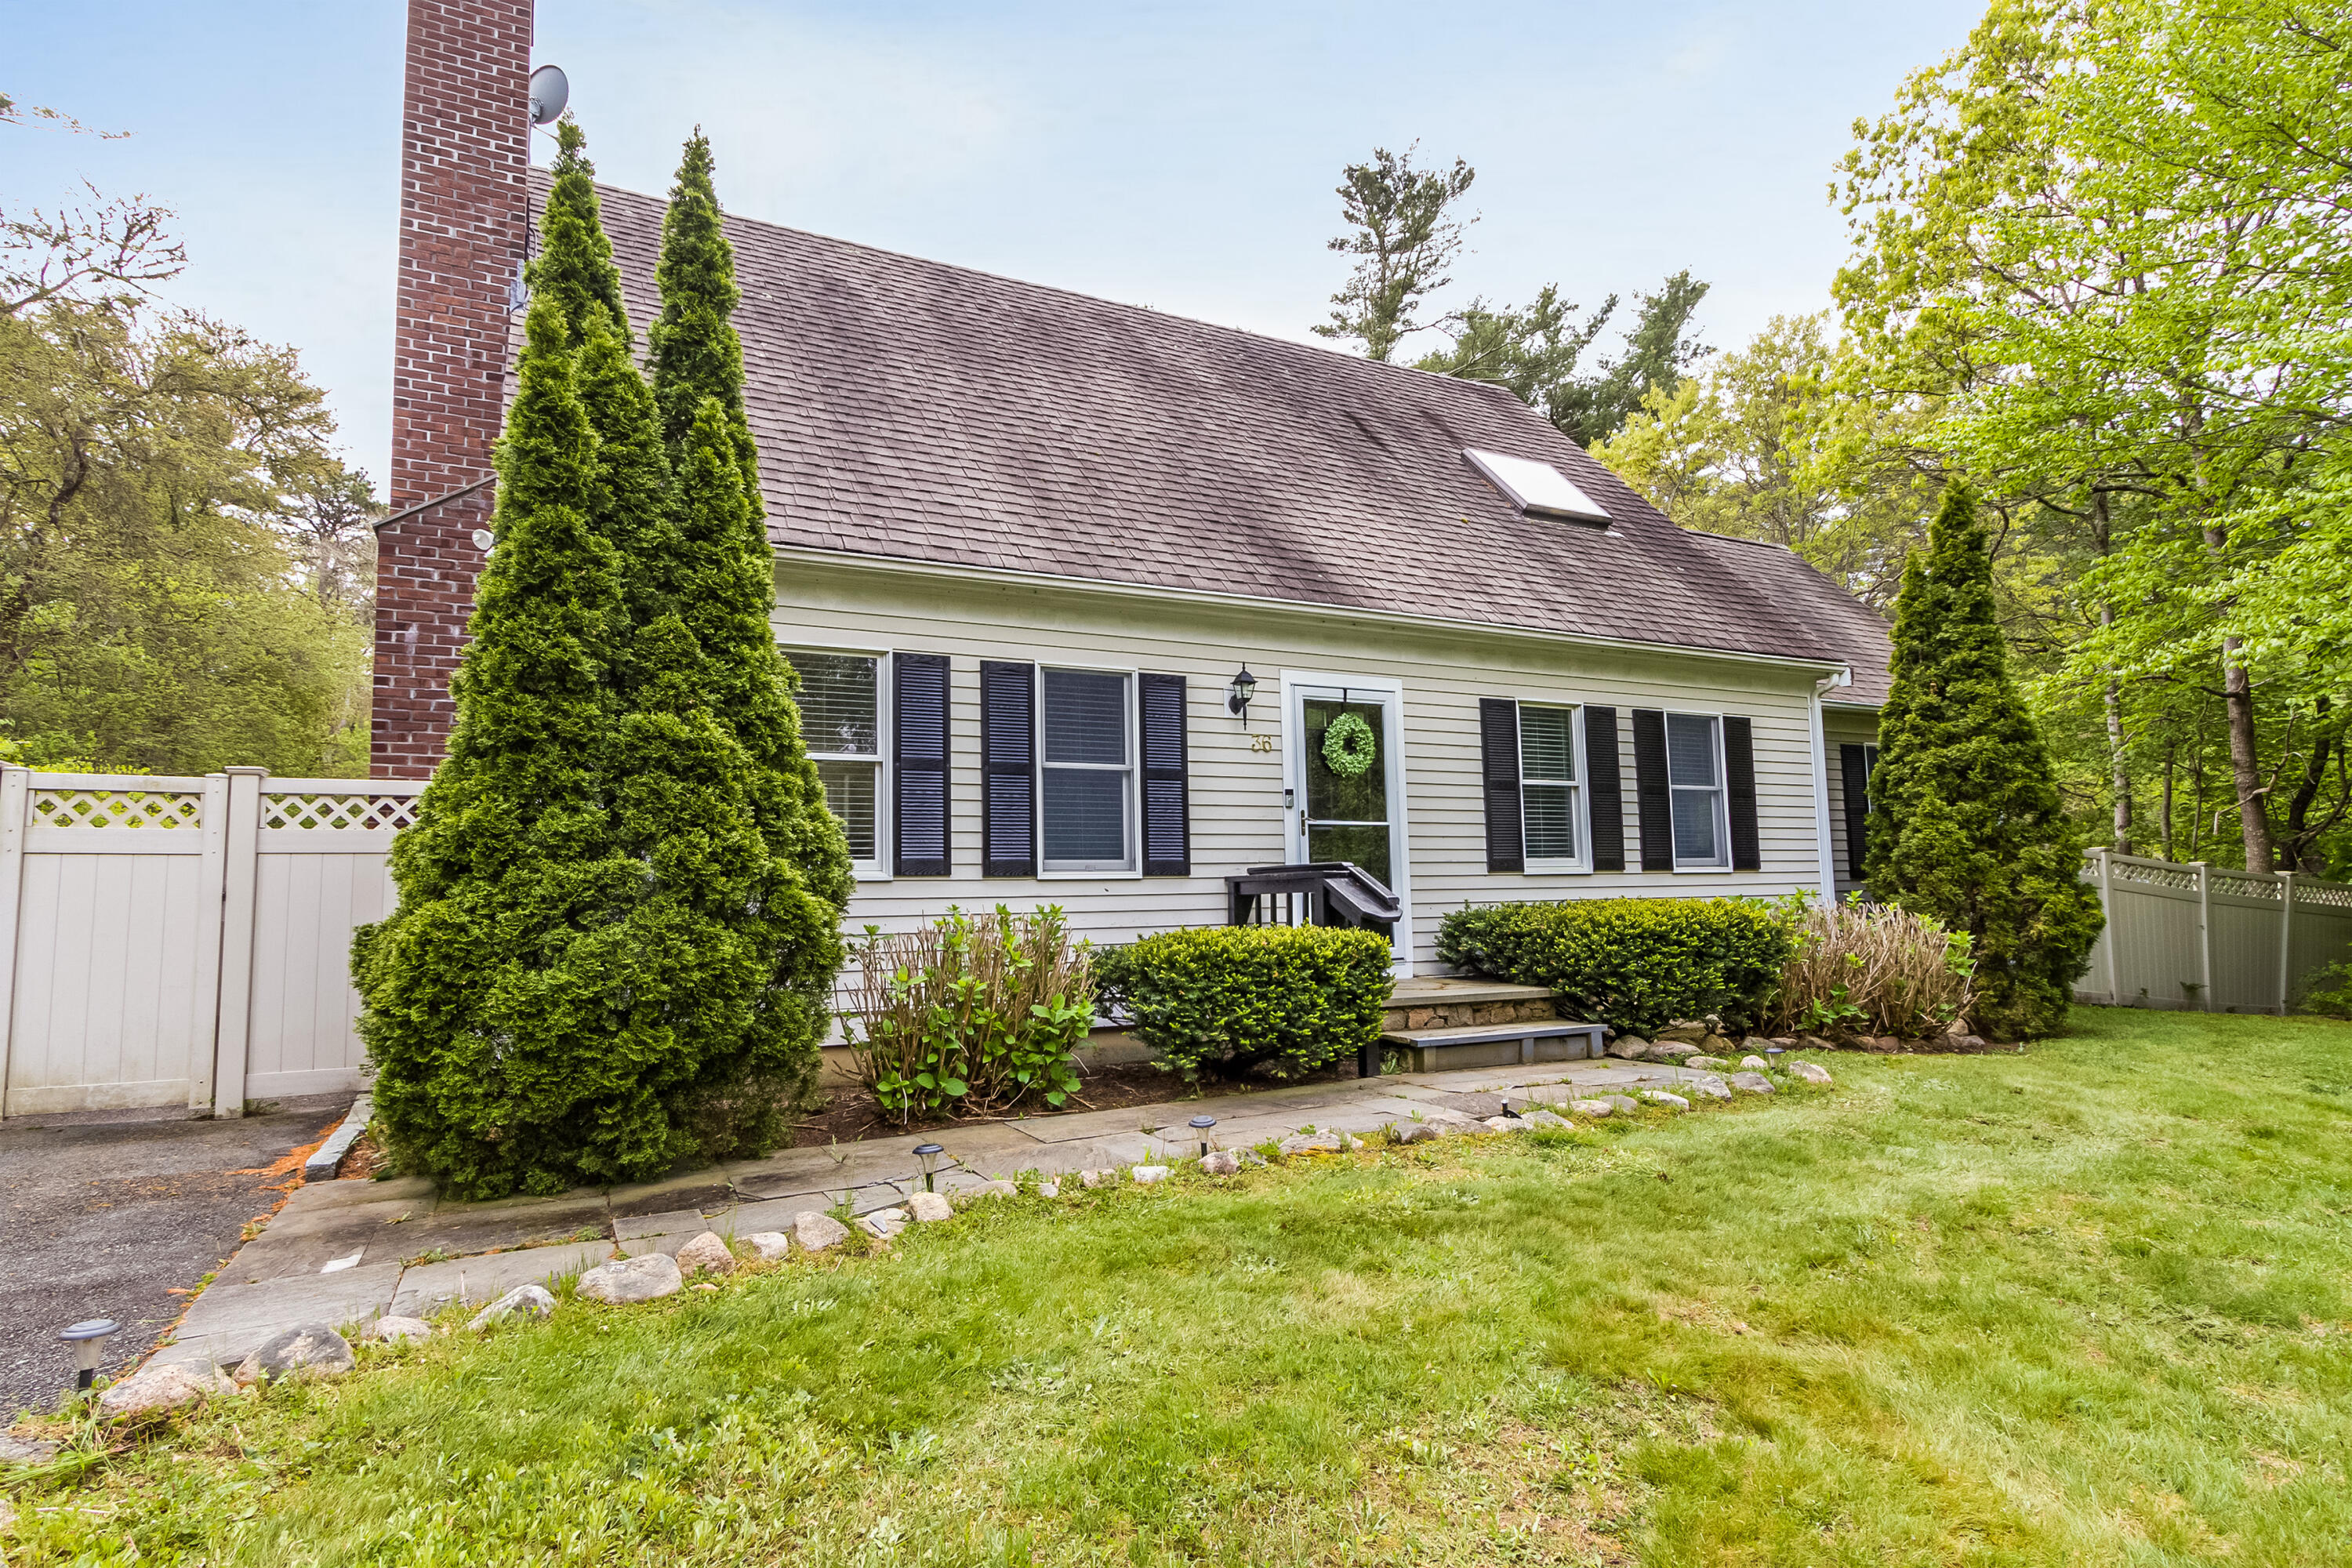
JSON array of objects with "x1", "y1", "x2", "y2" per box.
[
  {"x1": 0, "y1": 766, "x2": 422, "y2": 1118},
  {"x1": 2078, "y1": 848, "x2": 2352, "y2": 1014}
]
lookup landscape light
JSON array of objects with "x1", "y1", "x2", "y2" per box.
[
  {"x1": 1189, "y1": 1116, "x2": 1217, "y2": 1158},
  {"x1": 913, "y1": 1143, "x2": 945, "y2": 1192},
  {"x1": 60, "y1": 1319, "x2": 120, "y2": 1393}
]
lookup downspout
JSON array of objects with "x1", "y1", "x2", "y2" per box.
[{"x1": 1809, "y1": 667, "x2": 1851, "y2": 905}]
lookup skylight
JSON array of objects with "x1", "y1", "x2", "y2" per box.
[{"x1": 1463, "y1": 448, "x2": 1611, "y2": 523}]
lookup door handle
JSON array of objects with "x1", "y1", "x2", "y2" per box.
[{"x1": 1299, "y1": 808, "x2": 1307, "y2": 837}]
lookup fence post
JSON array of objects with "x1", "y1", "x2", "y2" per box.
[
  {"x1": 2278, "y1": 870, "x2": 2297, "y2": 1016},
  {"x1": 211, "y1": 768, "x2": 268, "y2": 1119},
  {"x1": 2094, "y1": 847, "x2": 2120, "y2": 1006},
  {"x1": 0, "y1": 767, "x2": 28, "y2": 1120},
  {"x1": 188, "y1": 773, "x2": 232, "y2": 1113},
  {"x1": 2192, "y1": 860, "x2": 2213, "y2": 1012}
]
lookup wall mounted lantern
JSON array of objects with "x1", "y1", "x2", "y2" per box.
[
  {"x1": 61, "y1": 1319, "x2": 120, "y2": 1393},
  {"x1": 1226, "y1": 666, "x2": 1258, "y2": 728}
]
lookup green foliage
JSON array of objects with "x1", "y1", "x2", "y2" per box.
[
  {"x1": 1094, "y1": 925, "x2": 1393, "y2": 1082},
  {"x1": 0, "y1": 298, "x2": 372, "y2": 775},
  {"x1": 529, "y1": 117, "x2": 632, "y2": 351},
  {"x1": 2297, "y1": 960, "x2": 2352, "y2": 1021},
  {"x1": 1436, "y1": 897, "x2": 1793, "y2": 1037},
  {"x1": 1867, "y1": 485, "x2": 2103, "y2": 1040},
  {"x1": 1312, "y1": 143, "x2": 1475, "y2": 363},
  {"x1": 353, "y1": 291, "x2": 641, "y2": 1199},
  {"x1": 1544, "y1": 269, "x2": 1713, "y2": 448},
  {"x1": 840, "y1": 906, "x2": 1094, "y2": 1121},
  {"x1": 1765, "y1": 895, "x2": 1975, "y2": 1039}
]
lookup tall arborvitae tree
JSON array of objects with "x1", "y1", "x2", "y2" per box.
[
  {"x1": 647, "y1": 129, "x2": 852, "y2": 1104},
  {"x1": 352, "y1": 292, "x2": 644, "y2": 1199},
  {"x1": 531, "y1": 117, "x2": 631, "y2": 350},
  {"x1": 1866, "y1": 485, "x2": 2103, "y2": 1040}
]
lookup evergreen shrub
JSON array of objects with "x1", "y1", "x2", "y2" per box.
[
  {"x1": 1436, "y1": 898, "x2": 1792, "y2": 1037},
  {"x1": 1094, "y1": 926, "x2": 1394, "y2": 1083},
  {"x1": 840, "y1": 906, "x2": 1094, "y2": 1122}
]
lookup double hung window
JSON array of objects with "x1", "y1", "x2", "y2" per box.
[
  {"x1": 1517, "y1": 704, "x2": 1584, "y2": 868},
  {"x1": 1665, "y1": 712, "x2": 1729, "y2": 868},
  {"x1": 786, "y1": 648, "x2": 884, "y2": 874},
  {"x1": 1040, "y1": 666, "x2": 1136, "y2": 873}
]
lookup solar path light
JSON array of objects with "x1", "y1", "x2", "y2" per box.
[
  {"x1": 1188, "y1": 1116, "x2": 1217, "y2": 1158},
  {"x1": 61, "y1": 1319, "x2": 121, "y2": 1393},
  {"x1": 913, "y1": 1143, "x2": 945, "y2": 1193}
]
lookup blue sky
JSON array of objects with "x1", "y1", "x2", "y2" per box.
[{"x1": 8, "y1": 2, "x2": 1981, "y2": 485}]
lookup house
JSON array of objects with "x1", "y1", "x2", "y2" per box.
[{"x1": 376, "y1": 2, "x2": 1890, "y2": 979}]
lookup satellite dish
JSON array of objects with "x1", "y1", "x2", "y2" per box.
[{"x1": 528, "y1": 64, "x2": 569, "y2": 127}]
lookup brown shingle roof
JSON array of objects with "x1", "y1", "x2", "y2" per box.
[
  {"x1": 1684, "y1": 532, "x2": 1894, "y2": 707},
  {"x1": 574, "y1": 174, "x2": 1887, "y2": 694}
]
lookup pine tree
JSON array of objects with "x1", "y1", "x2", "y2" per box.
[
  {"x1": 1865, "y1": 485, "x2": 2104, "y2": 1040},
  {"x1": 646, "y1": 129, "x2": 852, "y2": 1105},
  {"x1": 530, "y1": 117, "x2": 631, "y2": 350},
  {"x1": 351, "y1": 292, "x2": 647, "y2": 1199}
]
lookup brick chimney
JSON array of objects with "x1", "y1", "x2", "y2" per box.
[{"x1": 373, "y1": 1, "x2": 534, "y2": 778}]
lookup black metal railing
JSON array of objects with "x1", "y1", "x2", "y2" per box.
[{"x1": 1224, "y1": 862, "x2": 1401, "y2": 936}]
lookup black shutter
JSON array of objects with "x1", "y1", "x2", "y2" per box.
[
  {"x1": 1632, "y1": 708, "x2": 1673, "y2": 871},
  {"x1": 1724, "y1": 715, "x2": 1761, "y2": 871},
  {"x1": 981, "y1": 660, "x2": 1037, "y2": 877},
  {"x1": 1584, "y1": 705, "x2": 1624, "y2": 872},
  {"x1": 1840, "y1": 742, "x2": 1872, "y2": 881},
  {"x1": 891, "y1": 653, "x2": 950, "y2": 877},
  {"x1": 1139, "y1": 673, "x2": 1189, "y2": 877},
  {"x1": 1479, "y1": 699, "x2": 1524, "y2": 873}
]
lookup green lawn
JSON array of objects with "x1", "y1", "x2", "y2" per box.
[{"x1": 15, "y1": 1008, "x2": 2352, "y2": 1566}]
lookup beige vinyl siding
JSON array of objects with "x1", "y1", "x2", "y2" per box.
[
  {"x1": 1822, "y1": 708, "x2": 1882, "y2": 900},
  {"x1": 778, "y1": 557, "x2": 1844, "y2": 975}
]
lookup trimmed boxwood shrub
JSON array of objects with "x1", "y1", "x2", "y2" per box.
[
  {"x1": 1436, "y1": 898, "x2": 1794, "y2": 1037},
  {"x1": 1094, "y1": 926, "x2": 1394, "y2": 1083}
]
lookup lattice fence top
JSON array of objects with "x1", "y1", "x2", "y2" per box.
[
  {"x1": 2091, "y1": 850, "x2": 2352, "y2": 911},
  {"x1": 261, "y1": 792, "x2": 423, "y2": 832},
  {"x1": 2111, "y1": 858, "x2": 2199, "y2": 891},
  {"x1": 31, "y1": 786, "x2": 205, "y2": 829},
  {"x1": 2298, "y1": 880, "x2": 2352, "y2": 911},
  {"x1": 2212, "y1": 871, "x2": 2284, "y2": 903}
]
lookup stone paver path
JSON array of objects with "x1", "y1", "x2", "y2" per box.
[{"x1": 153, "y1": 1056, "x2": 1693, "y2": 1372}]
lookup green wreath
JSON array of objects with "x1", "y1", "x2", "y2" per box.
[{"x1": 1322, "y1": 711, "x2": 1377, "y2": 778}]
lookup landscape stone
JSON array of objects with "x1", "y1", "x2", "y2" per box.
[
  {"x1": 365, "y1": 1316, "x2": 433, "y2": 1344},
  {"x1": 1641, "y1": 1090, "x2": 1692, "y2": 1111},
  {"x1": 232, "y1": 1323, "x2": 354, "y2": 1386},
  {"x1": 1037, "y1": 1181, "x2": 1060, "y2": 1198},
  {"x1": 1728, "y1": 1072, "x2": 1775, "y2": 1095},
  {"x1": 1131, "y1": 1164, "x2": 1172, "y2": 1184},
  {"x1": 1481, "y1": 1116, "x2": 1534, "y2": 1132},
  {"x1": 576, "y1": 1254, "x2": 683, "y2": 1305},
  {"x1": 97, "y1": 1360, "x2": 235, "y2": 1419},
  {"x1": 1645, "y1": 1041, "x2": 1700, "y2": 1062},
  {"x1": 1605, "y1": 1035, "x2": 1651, "y2": 1060},
  {"x1": 1788, "y1": 1061, "x2": 1835, "y2": 1085},
  {"x1": 1279, "y1": 1132, "x2": 1344, "y2": 1155},
  {"x1": 971, "y1": 1179, "x2": 1019, "y2": 1199},
  {"x1": 1080, "y1": 1168, "x2": 1112, "y2": 1189},
  {"x1": 1686, "y1": 1074, "x2": 1731, "y2": 1102},
  {"x1": 1799, "y1": 1035, "x2": 1837, "y2": 1052},
  {"x1": 793, "y1": 1211, "x2": 851, "y2": 1252},
  {"x1": 858, "y1": 1210, "x2": 906, "y2": 1239},
  {"x1": 673, "y1": 1231, "x2": 737, "y2": 1277},
  {"x1": 1951, "y1": 1033, "x2": 1988, "y2": 1051},
  {"x1": 1388, "y1": 1123, "x2": 1439, "y2": 1145},
  {"x1": 691, "y1": 1282, "x2": 720, "y2": 1292},
  {"x1": 1697, "y1": 1033, "x2": 1736, "y2": 1054},
  {"x1": 467, "y1": 1283, "x2": 556, "y2": 1330},
  {"x1": 741, "y1": 1232, "x2": 793, "y2": 1261},
  {"x1": 908, "y1": 1192, "x2": 954, "y2": 1222},
  {"x1": 1686, "y1": 1056, "x2": 1726, "y2": 1071},
  {"x1": 1202, "y1": 1149, "x2": 1243, "y2": 1171},
  {"x1": 0, "y1": 1432, "x2": 59, "y2": 1464},
  {"x1": 1569, "y1": 1098, "x2": 1613, "y2": 1116},
  {"x1": 1522, "y1": 1109, "x2": 1570, "y2": 1128},
  {"x1": 1741, "y1": 1055, "x2": 1769, "y2": 1071},
  {"x1": 1601, "y1": 1095, "x2": 1640, "y2": 1114},
  {"x1": 1655, "y1": 1021, "x2": 1709, "y2": 1043}
]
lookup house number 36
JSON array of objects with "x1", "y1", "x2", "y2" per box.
[{"x1": 1248, "y1": 732, "x2": 1276, "y2": 753}]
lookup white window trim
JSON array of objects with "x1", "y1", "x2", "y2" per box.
[
  {"x1": 1515, "y1": 700, "x2": 1592, "y2": 876},
  {"x1": 782, "y1": 641, "x2": 891, "y2": 880},
  {"x1": 1665, "y1": 710, "x2": 1733, "y2": 873},
  {"x1": 1036, "y1": 661, "x2": 1142, "y2": 880}
]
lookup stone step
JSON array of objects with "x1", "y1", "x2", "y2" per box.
[
  {"x1": 1387, "y1": 978, "x2": 1555, "y2": 1007},
  {"x1": 1380, "y1": 1019, "x2": 1607, "y2": 1074},
  {"x1": 1382, "y1": 978, "x2": 1563, "y2": 1036}
]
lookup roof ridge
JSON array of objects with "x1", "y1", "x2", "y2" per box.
[{"x1": 566, "y1": 171, "x2": 1537, "y2": 410}]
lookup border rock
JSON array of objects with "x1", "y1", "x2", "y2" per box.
[
  {"x1": 673, "y1": 1231, "x2": 737, "y2": 1277},
  {"x1": 577, "y1": 1254, "x2": 682, "y2": 1305},
  {"x1": 741, "y1": 1231, "x2": 793, "y2": 1261},
  {"x1": 97, "y1": 1360, "x2": 235, "y2": 1419},
  {"x1": 1727, "y1": 1072, "x2": 1774, "y2": 1095},
  {"x1": 365, "y1": 1316, "x2": 433, "y2": 1344},
  {"x1": 232, "y1": 1323, "x2": 354, "y2": 1386},
  {"x1": 1788, "y1": 1060, "x2": 1834, "y2": 1085},
  {"x1": 468, "y1": 1283, "x2": 556, "y2": 1330},
  {"x1": 793, "y1": 1211, "x2": 851, "y2": 1253},
  {"x1": 908, "y1": 1192, "x2": 953, "y2": 1222}
]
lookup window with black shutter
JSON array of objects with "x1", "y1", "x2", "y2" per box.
[
  {"x1": 1138, "y1": 673, "x2": 1189, "y2": 876},
  {"x1": 1478, "y1": 698, "x2": 1524, "y2": 873},
  {"x1": 891, "y1": 652, "x2": 950, "y2": 877},
  {"x1": 1631, "y1": 708, "x2": 1673, "y2": 871},
  {"x1": 1584, "y1": 704, "x2": 1625, "y2": 871},
  {"x1": 981, "y1": 660, "x2": 1038, "y2": 877},
  {"x1": 1840, "y1": 742, "x2": 1877, "y2": 880}
]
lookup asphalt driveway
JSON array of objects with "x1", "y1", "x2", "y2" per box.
[{"x1": 0, "y1": 1095, "x2": 351, "y2": 1418}]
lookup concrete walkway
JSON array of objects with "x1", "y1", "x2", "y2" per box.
[{"x1": 153, "y1": 1056, "x2": 1690, "y2": 1373}]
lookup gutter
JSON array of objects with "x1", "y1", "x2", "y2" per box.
[{"x1": 1809, "y1": 667, "x2": 1853, "y2": 903}]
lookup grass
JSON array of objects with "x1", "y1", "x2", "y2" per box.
[{"x1": 10, "y1": 1007, "x2": 2352, "y2": 1566}]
